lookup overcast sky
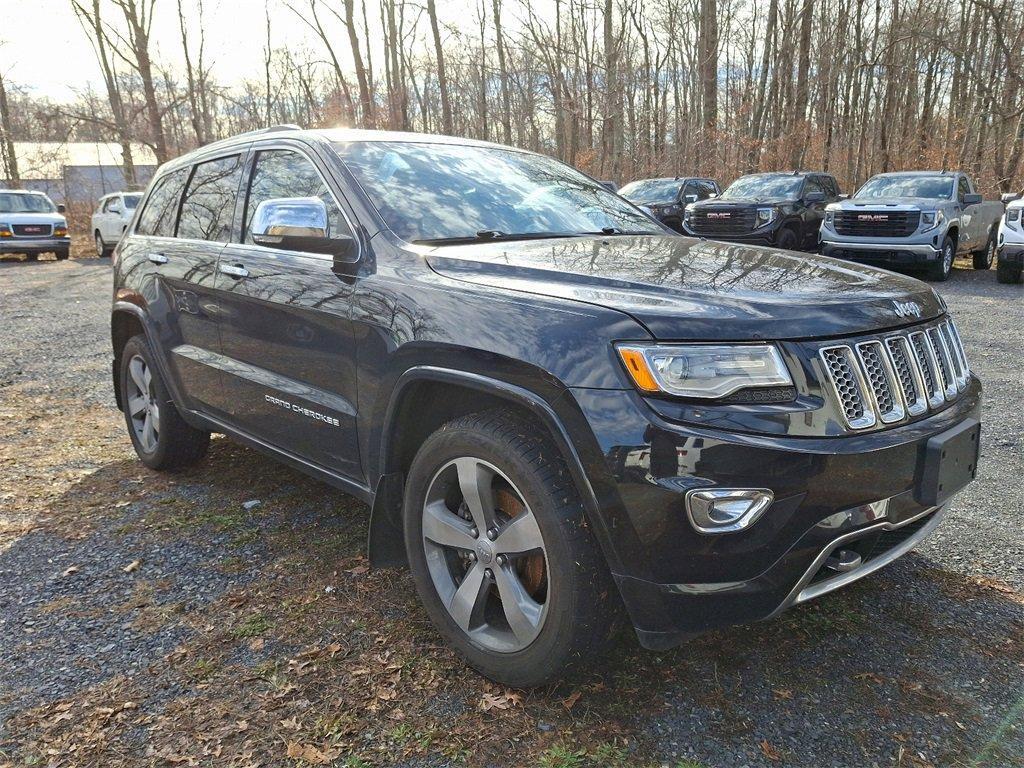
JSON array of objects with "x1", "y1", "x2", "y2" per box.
[{"x1": 3, "y1": 0, "x2": 404, "y2": 100}]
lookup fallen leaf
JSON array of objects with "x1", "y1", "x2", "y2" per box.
[
  {"x1": 772, "y1": 688, "x2": 793, "y2": 700},
  {"x1": 561, "y1": 690, "x2": 582, "y2": 710},
  {"x1": 479, "y1": 690, "x2": 523, "y2": 712},
  {"x1": 248, "y1": 637, "x2": 265, "y2": 652},
  {"x1": 61, "y1": 565, "x2": 79, "y2": 577},
  {"x1": 760, "y1": 739, "x2": 782, "y2": 761},
  {"x1": 123, "y1": 559, "x2": 141, "y2": 574},
  {"x1": 345, "y1": 565, "x2": 369, "y2": 575},
  {"x1": 286, "y1": 742, "x2": 339, "y2": 764}
]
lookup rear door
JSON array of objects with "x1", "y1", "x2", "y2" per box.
[{"x1": 212, "y1": 144, "x2": 362, "y2": 479}]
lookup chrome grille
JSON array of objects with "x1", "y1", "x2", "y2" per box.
[
  {"x1": 885, "y1": 336, "x2": 927, "y2": 416},
  {"x1": 856, "y1": 341, "x2": 904, "y2": 423},
  {"x1": 820, "y1": 317, "x2": 970, "y2": 430},
  {"x1": 819, "y1": 346, "x2": 876, "y2": 429}
]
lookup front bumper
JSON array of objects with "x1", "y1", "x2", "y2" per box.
[
  {"x1": 822, "y1": 239, "x2": 940, "y2": 266},
  {"x1": 566, "y1": 379, "x2": 981, "y2": 648},
  {"x1": 998, "y1": 243, "x2": 1024, "y2": 266},
  {"x1": 0, "y1": 237, "x2": 70, "y2": 253}
]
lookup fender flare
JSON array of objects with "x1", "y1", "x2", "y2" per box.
[
  {"x1": 110, "y1": 301, "x2": 190, "y2": 421},
  {"x1": 366, "y1": 366, "x2": 606, "y2": 569}
]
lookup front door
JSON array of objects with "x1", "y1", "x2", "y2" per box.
[{"x1": 212, "y1": 146, "x2": 362, "y2": 480}]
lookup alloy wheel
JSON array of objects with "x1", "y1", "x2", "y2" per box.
[
  {"x1": 943, "y1": 242, "x2": 954, "y2": 276},
  {"x1": 125, "y1": 354, "x2": 160, "y2": 453},
  {"x1": 422, "y1": 457, "x2": 549, "y2": 653},
  {"x1": 95, "y1": 233, "x2": 104, "y2": 257},
  {"x1": 986, "y1": 239, "x2": 996, "y2": 268}
]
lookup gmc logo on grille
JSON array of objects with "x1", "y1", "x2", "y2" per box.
[
  {"x1": 21, "y1": 226, "x2": 43, "y2": 233},
  {"x1": 857, "y1": 214, "x2": 889, "y2": 221},
  {"x1": 707, "y1": 212, "x2": 731, "y2": 219}
]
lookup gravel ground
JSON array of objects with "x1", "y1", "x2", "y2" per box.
[{"x1": 0, "y1": 253, "x2": 1022, "y2": 768}]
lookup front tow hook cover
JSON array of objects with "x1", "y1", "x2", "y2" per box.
[{"x1": 825, "y1": 549, "x2": 862, "y2": 573}]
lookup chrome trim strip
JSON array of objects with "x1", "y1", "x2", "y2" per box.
[
  {"x1": 927, "y1": 327, "x2": 958, "y2": 400},
  {"x1": 769, "y1": 506, "x2": 946, "y2": 618}
]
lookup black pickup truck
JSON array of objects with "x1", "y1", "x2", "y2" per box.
[
  {"x1": 683, "y1": 171, "x2": 843, "y2": 250},
  {"x1": 110, "y1": 128, "x2": 980, "y2": 687}
]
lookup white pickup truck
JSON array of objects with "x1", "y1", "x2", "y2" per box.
[
  {"x1": 996, "y1": 193, "x2": 1024, "y2": 284},
  {"x1": 91, "y1": 191, "x2": 142, "y2": 257},
  {"x1": 0, "y1": 190, "x2": 71, "y2": 261}
]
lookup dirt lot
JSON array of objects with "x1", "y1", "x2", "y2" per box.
[{"x1": 1, "y1": 249, "x2": 1022, "y2": 768}]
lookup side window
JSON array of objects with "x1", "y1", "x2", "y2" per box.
[
  {"x1": 804, "y1": 176, "x2": 827, "y2": 197},
  {"x1": 177, "y1": 154, "x2": 245, "y2": 243},
  {"x1": 242, "y1": 149, "x2": 350, "y2": 245},
  {"x1": 697, "y1": 180, "x2": 717, "y2": 200},
  {"x1": 135, "y1": 169, "x2": 189, "y2": 237},
  {"x1": 681, "y1": 181, "x2": 699, "y2": 202},
  {"x1": 957, "y1": 176, "x2": 970, "y2": 201},
  {"x1": 823, "y1": 176, "x2": 839, "y2": 198}
]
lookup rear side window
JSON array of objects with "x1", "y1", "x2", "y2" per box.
[
  {"x1": 242, "y1": 149, "x2": 350, "y2": 244},
  {"x1": 957, "y1": 176, "x2": 970, "y2": 200},
  {"x1": 178, "y1": 155, "x2": 245, "y2": 243},
  {"x1": 136, "y1": 169, "x2": 189, "y2": 237}
]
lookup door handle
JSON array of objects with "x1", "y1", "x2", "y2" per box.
[
  {"x1": 148, "y1": 253, "x2": 168, "y2": 265},
  {"x1": 219, "y1": 263, "x2": 249, "y2": 279}
]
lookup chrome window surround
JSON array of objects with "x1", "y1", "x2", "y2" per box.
[{"x1": 819, "y1": 317, "x2": 970, "y2": 431}]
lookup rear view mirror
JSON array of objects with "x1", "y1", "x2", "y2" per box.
[
  {"x1": 962, "y1": 193, "x2": 983, "y2": 205},
  {"x1": 804, "y1": 191, "x2": 826, "y2": 203},
  {"x1": 251, "y1": 197, "x2": 356, "y2": 260},
  {"x1": 1001, "y1": 192, "x2": 1020, "y2": 205}
]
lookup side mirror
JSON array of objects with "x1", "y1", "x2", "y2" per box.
[
  {"x1": 962, "y1": 192, "x2": 983, "y2": 205},
  {"x1": 837, "y1": 194, "x2": 849, "y2": 201},
  {"x1": 109, "y1": 205, "x2": 122, "y2": 215},
  {"x1": 708, "y1": 192, "x2": 718, "y2": 199},
  {"x1": 804, "y1": 191, "x2": 826, "y2": 203},
  {"x1": 599, "y1": 180, "x2": 618, "y2": 193},
  {"x1": 1001, "y1": 192, "x2": 1021, "y2": 204},
  {"x1": 684, "y1": 194, "x2": 698, "y2": 203},
  {"x1": 251, "y1": 197, "x2": 356, "y2": 260},
  {"x1": 57, "y1": 204, "x2": 66, "y2": 214}
]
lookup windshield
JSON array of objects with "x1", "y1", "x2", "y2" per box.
[
  {"x1": 0, "y1": 192, "x2": 56, "y2": 214},
  {"x1": 721, "y1": 175, "x2": 803, "y2": 201},
  {"x1": 619, "y1": 179, "x2": 683, "y2": 204},
  {"x1": 855, "y1": 175, "x2": 954, "y2": 200},
  {"x1": 124, "y1": 194, "x2": 141, "y2": 209},
  {"x1": 334, "y1": 141, "x2": 660, "y2": 243}
]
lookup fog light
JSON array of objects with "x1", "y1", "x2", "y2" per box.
[{"x1": 685, "y1": 488, "x2": 774, "y2": 534}]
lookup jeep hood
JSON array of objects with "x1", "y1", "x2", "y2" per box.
[{"x1": 424, "y1": 235, "x2": 944, "y2": 341}]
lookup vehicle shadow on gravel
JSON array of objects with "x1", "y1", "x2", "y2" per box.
[{"x1": 2, "y1": 436, "x2": 1023, "y2": 768}]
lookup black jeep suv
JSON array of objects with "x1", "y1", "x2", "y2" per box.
[
  {"x1": 111, "y1": 127, "x2": 980, "y2": 687},
  {"x1": 684, "y1": 171, "x2": 842, "y2": 250}
]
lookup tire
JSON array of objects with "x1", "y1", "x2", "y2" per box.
[
  {"x1": 403, "y1": 409, "x2": 618, "y2": 687},
  {"x1": 95, "y1": 231, "x2": 111, "y2": 258},
  {"x1": 119, "y1": 334, "x2": 210, "y2": 470},
  {"x1": 25, "y1": 253, "x2": 38, "y2": 262},
  {"x1": 973, "y1": 231, "x2": 996, "y2": 270},
  {"x1": 926, "y1": 236, "x2": 955, "y2": 281},
  {"x1": 997, "y1": 260, "x2": 1023, "y2": 284},
  {"x1": 775, "y1": 228, "x2": 798, "y2": 251},
  {"x1": 55, "y1": 249, "x2": 69, "y2": 261}
]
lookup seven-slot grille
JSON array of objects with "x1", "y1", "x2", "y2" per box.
[
  {"x1": 819, "y1": 318, "x2": 970, "y2": 431},
  {"x1": 833, "y1": 210, "x2": 921, "y2": 237},
  {"x1": 688, "y1": 207, "x2": 757, "y2": 235}
]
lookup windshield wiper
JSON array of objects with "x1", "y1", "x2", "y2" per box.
[{"x1": 412, "y1": 231, "x2": 585, "y2": 245}]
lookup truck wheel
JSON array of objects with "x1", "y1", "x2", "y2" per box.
[
  {"x1": 403, "y1": 409, "x2": 618, "y2": 687},
  {"x1": 775, "y1": 228, "x2": 798, "y2": 251},
  {"x1": 119, "y1": 334, "x2": 210, "y2": 470},
  {"x1": 927, "y1": 237, "x2": 955, "y2": 282},
  {"x1": 973, "y1": 232, "x2": 996, "y2": 270},
  {"x1": 996, "y1": 260, "x2": 1023, "y2": 284},
  {"x1": 55, "y1": 249, "x2": 69, "y2": 261},
  {"x1": 25, "y1": 253, "x2": 38, "y2": 262}
]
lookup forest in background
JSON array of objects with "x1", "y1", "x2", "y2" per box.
[{"x1": 2, "y1": 0, "x2": 1024, "y2": 195}]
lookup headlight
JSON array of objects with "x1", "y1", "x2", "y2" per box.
[
  {"x1": 665, "y1": 204, "x2": 681, "y2": 213},
  {"x1": 1006, "y1": 208, "x2": 1021, "y2": 227},
  {"x1": 683, "y1": 208, "x2": 693, "y2": 221},
  {"x1": 755, "y1": 207, "x2": 777, "y2": 227},
  {"x1": 920, "y1": 210, "x2": 944, "y2": 231},
  {"x1": 617, "y1": 343, "x2": 793, "y2": 399},
  {"x1": 0, "y1": 223, "x2": 11, "y2": 237},
  {"x1": 824, "y1": 210, "x2": 835, "y2": 227}
]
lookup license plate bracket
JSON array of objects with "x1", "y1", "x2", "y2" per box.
[{"x1": 915, "y1": 418, "x2": 980, "y2": 507}]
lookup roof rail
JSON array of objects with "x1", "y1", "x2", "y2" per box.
[{"x1": 237, "y1": 124, "x2": 303, "y2": 138}]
